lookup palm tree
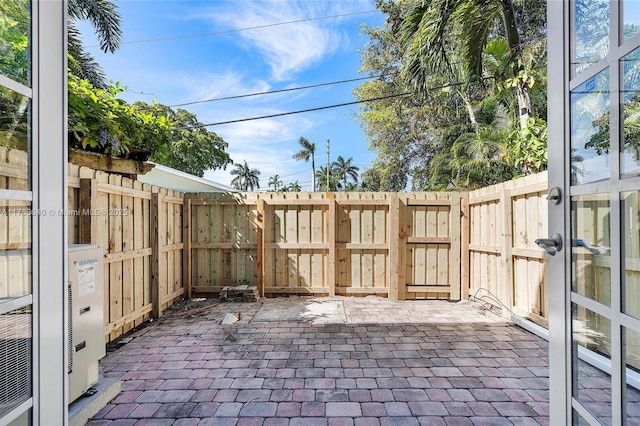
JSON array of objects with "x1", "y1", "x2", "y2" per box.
[
  {"x1": 315, "y1": 165, "x2": 341, "y2": 191},
  {"x1": 398, "y1": 0, "x2": 532, "y2": 130},
  {"x1": 285, "y1": 181, "x2": 302, "y2": 192},
  {"x1": 332, "y1": 156, "x2": 359, "y2": 190},
  {"x1": 230, "y1": 161, "x2": 261, "y2": 191},
  {"x1": 268, "y1": 174, "x2": 283, "y2": 192},
  {"x1": 292, "y1": 137, "x2": 316, "y2": 191},
  {"x1": 68, "y1": 0, "x2": 122, "y2": 88}
]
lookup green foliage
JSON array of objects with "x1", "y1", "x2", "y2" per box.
[
  {"x1": 68, "y1": 73, "x2": 170, "y2": 157},
  {"x1": 133, "y1": 102, "x2": 232, "y2": 177},
  {"x1": 354, "y1": 0, "x2": 548, "y2": 190},
  {"x1": 293, "y1": 137, "x2": 316, "y2": 190},
  {"x1": 0, "y1": 86, "x2": 28, "y2": 150},
  {"x1": 315, "y1": 165, "x2": 342, "y2": 191},
  {"x1": 0, "y1": 0, "x2": 29, "y2": 86},
  {"x1": 268, "y1": 174, "x2": 283, "y2": 192},
  {"x1": 230, "y1": 161, "x2": 261, "y2": 191},
  {"x1": 505, "y1": 118, "x2": 548, "y2": 173},
  {"x1": 68, "y1": 0, "x2": 122, "y2": 88},
  {"x1": 282, "y1": 181, "x2": 302, "y2": 192}
]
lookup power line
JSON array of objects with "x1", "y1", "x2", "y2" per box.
[
  {"x1": 175, "y1": 92, "x2": 411, "y2": 129},
  {"x1": 87, "y1": 10, "x2": 379, "y2": 48},
  {"x1": 174, "y1": 78, "x2": 478, "y2": 130},
  {"x1": 170, "y1": 74, "x2": 389, "y2": 107}
]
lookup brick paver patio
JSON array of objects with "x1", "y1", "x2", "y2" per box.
[{"x1": 86, "y1": 296, "x2": 551, "y2": 426}]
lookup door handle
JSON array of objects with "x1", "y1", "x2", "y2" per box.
[{"x1": 535, "y1": 233, "x2": 563, "y2": 256}]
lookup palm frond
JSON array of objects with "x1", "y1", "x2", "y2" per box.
[{"x1": 69, "y1": 0, "x2": 121, "y2": 53}]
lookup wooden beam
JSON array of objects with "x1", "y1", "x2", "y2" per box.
[
  {"x1": 501, "y1": 188, "x2": 514, "y2": 317},
  {"x1": 405, "y1": 285, "x2": 451, "y2": 293},
  {"x1": 79, "y1": 178, "x2": 98, "y2": 244},
  {"x1": 183, "y1": 198, "x2": 192, "y2": 300},
  {"x1": 406, "y1": 237, "x2": 451, "y2": 245},
  {"x1": 327, "y1": 197, "x2": 336, "y2": 296},
  {"x1": 406, "y1": 198, "x2": 452, "y2": 206},
  {"x1": 460, "y1": 192, "x2": 471, "y2": 300},
  {"x1": 190, "y1": 242, "x2": 257, "y2": 250},
  {"x1": 264, "y1": 286, "x2": 330, "y2": 294},
  {"x1": 103, "y1": 248, "x2": 152, "y2": 263},
  {"x1": 264, "y1": 242, "x2": 329, "y2": 250},
  {"x1": 468, "y1": 244, "x2": 501, "y2": 254},
  {"x1": 335, "y1": 243, "x2": 389, "y2": 250},
  {"x1": 468, "y1": 193, "x2": 501, "y2": 205},
  {"x1": 105, "y1": 304, "x2": 153, "y2": 336},
  {"x1": 69, "y1": 147, "x2": 155, "y2": 175},
  {"x1": 160, "y1": 243, "x2": 184, "y2": 252},
  {"x1": 150, "y1": 192, "x2": 165, "y2": 319},
  {"x1": 449, "y1": 193, "x2": 462, "y2": 301},
  {"x1": 257, "y1": 199, "x2": 265, "y2": 297},
  {"x1": 96, "y1": 182, "x2": 152, "y2": 199},
  {"x1": 335, "y1": 287, "x2": 389, "y2": 294}
]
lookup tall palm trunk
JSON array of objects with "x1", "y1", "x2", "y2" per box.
[
  {"x1": 501, "y1": 0, "x2": 532, "y2": 130},
  {"x1": 311, "y1": 154, "x2": 316, "y2": 192}
]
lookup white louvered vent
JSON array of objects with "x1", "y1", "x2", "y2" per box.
[
  {"x1": 68, "y1": 282, "x2": 73, "y2": 374},
  {"x1": 0, "y1": 307, "x2": 32, "y2": 418}
]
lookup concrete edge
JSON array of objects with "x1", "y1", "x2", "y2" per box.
[{"x1": 69, "y1": 377, "x2": 121, "y2": 426}]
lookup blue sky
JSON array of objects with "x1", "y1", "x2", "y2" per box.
[{"x1": 79, "y1": 0, "x2": 385, "y2": 190}]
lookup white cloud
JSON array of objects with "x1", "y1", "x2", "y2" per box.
[{"x1": 200, "y1": 1, "x2": 358, "y2": 81}]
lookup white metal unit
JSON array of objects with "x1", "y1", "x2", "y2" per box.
[{"x1": 67, "y1": 245, "x2": 105, "y2": 403}]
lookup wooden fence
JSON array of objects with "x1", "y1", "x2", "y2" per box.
[
  {"x1": 468, "y1": 172, "x2": 549, "y2": 326},
  {"x1": 184, "y1": 191, "x2": 467, "y2": 301},
  {"x1": 68, "y1": 164, "x2": 184, "y2": 341},
  {"x1": 0, "y1": 147, "x2": 30, "y2": 299}
]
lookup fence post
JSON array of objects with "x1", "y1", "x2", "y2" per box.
[
  {"x1": 389, "y1": 194, "x2": 407, "y2": 300},
  {"x1": 460, "y1": 192, "x2": 471, "y2": 300},
  {"x1": 183, "y1": 197, "x2": 192, "y2": 300},
  {"x1": 327, "y1": 196, "x2": 336, "y2": 296},
  {"x1": 500, "y1": 188, "x2": 514, "y2": 317},
  {"x1": 151, "y1": 192, "x2": 166, "y2": 318},
  {"x1": 257, "y1": 199, "x2": 265, "y2": 297},
  {"x1": 449, "y1": 193, "x2": 462, "y2": 301},
  {"x1": 79, "y1": 178, "x2": 97, "y2": 244}
]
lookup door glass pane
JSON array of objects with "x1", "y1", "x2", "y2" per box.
[
  {"x1": 621, "y1": 47, "x2": 640, "y2": 177},
  {"x1": 572, "y1": 303, "x2": 612, "y2": 424},
  {"x1": 571, "y1": 69, "x2": 610, "y2": 185},
  {"x1": 572, "y1": 408, "x2": 591, "y2": 425},
  {"x1": 0, "y1": 86, "x2": 30, "y2": 190},
  {"x1": 0, "y1": 306, "x2": 31, "y2": 419},
  {"x1": 7, "y1": 409, "x2": 30, "y2": 425},
  {"x1": 0, "y1": 0, "x2": 30, "y2": 87},
  {"x1": 0, "y1": 200, "x2": 31, "y2": 299},
  {"x1": 621, "y1": 191, "x2": 640, "y2": 319},
  {"x1": 623, "y1": 327, "x2": 640, "y2": 424},
  {"x1": 623, "y1": 0, "x2": 640, "y2": 42},
  {"x1": 573, "y1": 0, "x2": 609, "y2": 76},
  {"x1": 571, "y1": 195, "x2": 611, "y2": 305}
]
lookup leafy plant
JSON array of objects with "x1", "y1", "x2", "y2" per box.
[
  {"x1": 505, "y1": 117, "x2": 548, "y2": 174},
  {"x1": 67, "y1": 72, "x2": 170, "y2": 157}
]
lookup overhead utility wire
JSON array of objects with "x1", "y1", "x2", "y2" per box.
[
  {"x1": 87, "y1": 10, "x2": 378, "y2": 47},
  {"x1": 175, "y1": 92, "x2": 411, "y2": 130},
  {"x1": 175, "y1": 79, "x2": 476, "y2": 130},
  {"x1": 170, "y1": 74, "x2": 389, "y2": 107}
]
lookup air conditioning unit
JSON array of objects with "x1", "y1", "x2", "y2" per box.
[{"x1": 67, "y1": 244, "x2": 106, "y2": 403}]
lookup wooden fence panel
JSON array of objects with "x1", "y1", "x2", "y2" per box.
[
  {"x1": 68, "y1": 165, "x2": 182, "y2": 342},
  {"x1": 0, "y1": 148, "x2": 31, "y2": 298},
  {"x1": 186, "y1": 191, "x2": 464, "y2": 300},
  {"x1": 186, "y1": 194, "x2": 259, "y2": 295},
  {"x1": 402, "y1": 193, "x2": 461, "y2": 300},
  {"x1": 469, "y1": 172, "x2": 548, "y2": 325}
]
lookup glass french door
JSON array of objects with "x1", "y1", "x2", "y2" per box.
[{"x1": 548, "y1": 0, "x2": 640, "y2": 424}]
